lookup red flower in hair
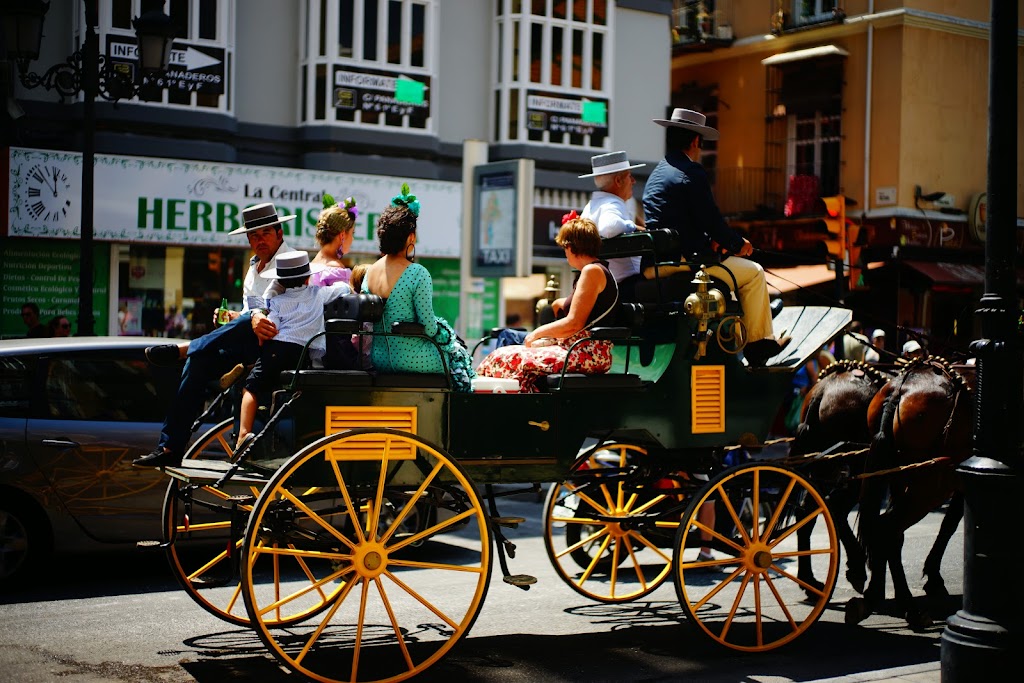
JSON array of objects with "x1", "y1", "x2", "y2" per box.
[{"x1": 561, "y1": 210, "x2": 580, "y2": 225}]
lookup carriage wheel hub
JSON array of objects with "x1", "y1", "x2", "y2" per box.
[
  {"x1": 354, "y1": 543, "x2": 387, "y2": 577},
  {"x1": 753, "y1": 550, "x2": 773, "y2": 569}
]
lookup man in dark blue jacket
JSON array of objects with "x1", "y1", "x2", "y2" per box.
[{"x1": 642, "y1": 108, "x2": 788, "y2": 367}]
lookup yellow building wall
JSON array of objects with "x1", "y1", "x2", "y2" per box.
[
  {"x1": 899, "y1": 26, "x2": 1001, "y2": 212},
  {"x1": 675, "y1": 2, "x2": 1024, "y2": 217}
]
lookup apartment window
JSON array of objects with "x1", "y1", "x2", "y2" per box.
[
  {"x1": 795, "y1": 0, "x2": 839, "y2": 25},
  {"x1": 765, "y1": 57, "x2": 844, "y2": 206},
  {"x1": 494, "y1": 0, "x2": 611, "y2": 149},
  {"x1": 104, "y1": 0, "x2": 232, "y2": 112},
  {"x1": 304, "y1": 0, "x2": 436, "y2": 131}
]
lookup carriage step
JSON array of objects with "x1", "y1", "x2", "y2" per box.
[
  {"x1": 503, "y1": 574, "x2": 538, "y2": 587},
  {"x1": 136, "y1": 540, "x2": 161, "y2": 549},
  {"x1": 492, "y1": 516, "x2": 526, "y2": 528},
  {"x1": 227, "y1": 494, "x2": 257, "y2": 505}
]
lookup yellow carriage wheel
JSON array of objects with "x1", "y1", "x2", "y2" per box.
[
  {"x1": 241, "y1": 428, "x2": 491, "y2": 683},
  {"x1": 543, "y1": 443, "x2": 684, "y2": 603},
  {"x1": 162, "y1": 419, "x2": 334, "y2": 627},
  {"x1": 673, "y1": 463, "x2": 839, "y2": 652}
]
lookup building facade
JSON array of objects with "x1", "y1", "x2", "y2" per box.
[
  {"x1": 670, "y1": 0, "x2": 1023, "y2": 355},
  {"x1": 3, "y1": 0, "x2": 672, "y2": 338}
]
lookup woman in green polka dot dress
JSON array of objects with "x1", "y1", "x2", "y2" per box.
[{"x1": 362, "y1": 184, "x2": 475, "y2": 391}]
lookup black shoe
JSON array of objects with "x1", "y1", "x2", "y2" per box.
[
  {"x1": 133, "y1": 447, "x2": 180, "y2": 468},
  {"x1": 745, "y1": 336, "x2": 792, "y2": 367},
  {"x1": 145, "y1": 344, "x2": 182, "y2": 366}
]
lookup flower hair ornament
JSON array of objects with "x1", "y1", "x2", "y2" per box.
[
  {"x1": 321, "y1": 193, "x2": 358, "y2": 220},
  {"x1": 390, "y1": 182, "x2": 421, "y2": 217},
  {"x1": 561, "y1": 209, "x2": 580, "y2": 225}
]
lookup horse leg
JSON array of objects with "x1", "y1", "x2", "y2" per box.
[
  {"x1": 923, "y1": 491, "x2": 964, "y2": 603},
  {"x1": 887, "y1": 528, "x2": 932, "y2": 630},
  {"x1": 832, "y1": 485, "x2": 866, "y2": 593},
  {"x1": 796, "y1": 508, "x2": 824, "y2": 595}
]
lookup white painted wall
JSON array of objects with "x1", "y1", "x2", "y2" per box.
[
  {"x1": 436, "y1": 0, "x2": 492, "y2": 144},
  {"x1": 611, "y1": 7, "x2": 671, "y2": 163},
  {"x1": 234, "y1": 0, "x2": 299, "y2": 126}
]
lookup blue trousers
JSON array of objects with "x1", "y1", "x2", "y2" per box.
[{"x1": 157, "y1": 312, "x2": 259, "y2": 453}]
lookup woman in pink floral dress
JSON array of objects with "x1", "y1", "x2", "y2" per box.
[{"x1": 477, "y1": 215, "x2": 619, "y2": 392}]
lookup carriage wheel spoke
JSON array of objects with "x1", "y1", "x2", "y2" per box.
[
  {"x1": 388, "y1": 508, "x2": 478, "y2": 553},
  {"x1": 763, "y1": 572, "x2": 799, "y2": 628},
  {"x1": 330, "y1": 459, "x2": 367, "y2": 546},
  {"x1": 375, "y1": 576, "x2": 415, "y2": 672},
  {"x1": 379, "y1": 460, "x2": 445, "y2": 545},
  {"x1": 762, "y1": 477, "x2": 797, "y2": 540},
  {"x1": 555, "y1": 526, "x2": 609, "y2": 560},
  {"x1": 383, "y1": 570, "x2": 461, "y2": 629},
  {"x1": 578, "y1": 535, "x2": 614, "y2": 583},
  {"x1": 689, "y1": 565, "x2": 745, "y2": 612},
  {"x1": 767, "y1": 505, "x2": 823, "y2": 548},
  {"x1": 718, "y1": 486, "x2": 752, "y2": 545},
  {"x1": 720, "y1": 573, "x2": 753, "y2": 641}
]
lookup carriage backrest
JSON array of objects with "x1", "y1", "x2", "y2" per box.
[{"x1": 324, "y1": 293, "x2": 385, "y2": 324}]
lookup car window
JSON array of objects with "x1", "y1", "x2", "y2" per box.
[
  {"x1": 44, "y1": 355, "x2": 174, "y2": 422},
  {"x1": 0, "y1": 356, "x2": 34, "y2": 418}
]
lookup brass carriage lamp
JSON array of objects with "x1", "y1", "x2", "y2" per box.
[{"x1": 684, "y1": 270, "x2": 725, "y2": 359}]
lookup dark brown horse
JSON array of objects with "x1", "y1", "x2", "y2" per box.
[
  {"x1": 848, "y1": 356, "x2": 974, "y2": 629},
  {"x1": 792, "y1": 359, "x2": 893, "y2": 594}
]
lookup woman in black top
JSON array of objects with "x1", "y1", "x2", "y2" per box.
[{"x1": 477, "y1": 215, "x2": 619, "y2": 392}]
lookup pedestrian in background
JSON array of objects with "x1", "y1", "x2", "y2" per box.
[
  {"x1": 864, "y1": 329, "x2": 885, "y2": 363},
  {"x1": 842, "y1": 320, "x2": 869, "y2": 362},
  {"x1": 48, "y1": 316, "x2": 72, "y2": 337},
  {"x1": 21, "y1": 302, "x2": 48, "y2": 338}
]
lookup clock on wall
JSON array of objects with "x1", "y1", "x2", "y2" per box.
[{"x1": 25, "y1": 163, "x2": 73, "y2": 222}]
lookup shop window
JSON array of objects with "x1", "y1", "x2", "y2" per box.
[
  {"x1": 305, "y1": 0, "x2": 436, "y2": 131},
  {"x1": 494, "y1": 0, "x2": 611, "y2": 149},
  {"x1": 100, "y1": 0, "x2": 233, "y2": 113}
]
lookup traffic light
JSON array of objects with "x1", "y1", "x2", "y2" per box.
[{"x1": 821, "y1": 195, "x2": 846, "y2": 269}]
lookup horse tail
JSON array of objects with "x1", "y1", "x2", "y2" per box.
[{"x1": 857, "y1": 388, "x2": 899, "y2": 564}]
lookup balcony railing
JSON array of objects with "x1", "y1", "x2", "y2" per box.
[
  {"x1": 713, "y1": 166, "x2": 787, "y2": 218},
  {"x1": 672, "y1": 0, "x2": 735, "y2": 52},
  {"x1": 770, "y1": 0, "x2": 846, "y2": 36}
]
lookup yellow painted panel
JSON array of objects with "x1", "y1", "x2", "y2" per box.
[
  {"x1": 324, "y1": 406, "x2": 417, "y2": 460},
  {"x1": 691, "y1": 366, "x2": 725, "y2": 434}
]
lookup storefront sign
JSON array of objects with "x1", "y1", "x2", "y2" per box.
[
  {"x1": 8, "y1": 147, "x2": 462, "y2": 256},
  {"x1": 333, "y1": 66, "x2": 430, "y2": 126},
  {"x1": 526, "y1": 90, "x2": 610, "y2": 138},
  {"x1": 107, "y1": 37, "x2": 226, "y2": 95},
  {"x1": 0, "y1": 238, "x2": 110, "y2": 339}
]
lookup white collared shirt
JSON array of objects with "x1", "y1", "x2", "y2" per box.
[
  {"x1": 582, "y1": 191, "x2": 641, "y2": 283},
  {"x1": 266, "y1": 281, "x2": 353, "y2": 359},
  {"x1": 242, "y1": 241, "x2": 292, "y2": 311}
]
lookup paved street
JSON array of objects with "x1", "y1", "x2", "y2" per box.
[{"x1": 0, "y1": 491, "x2": 962, "y2": 683}]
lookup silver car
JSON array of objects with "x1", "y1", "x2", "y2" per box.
[{"x1": 0, "y1": 336, "x2": 223, "y2": 586}]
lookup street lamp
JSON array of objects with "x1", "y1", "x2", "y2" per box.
[{"x1": 2, "y1": 0, "x2": 175, "y2": 336}]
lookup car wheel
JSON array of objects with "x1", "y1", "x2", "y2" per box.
[{"x1": 0, "y1": 495, "x2": 51, "y2": 588}]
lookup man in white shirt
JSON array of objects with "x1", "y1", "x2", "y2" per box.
[
  {"x1": 135, "y1": 203, "x2": 293, "y2": 467},
  {"x1": 580, "y1": 151, "x2": 647, "y2": 302}
]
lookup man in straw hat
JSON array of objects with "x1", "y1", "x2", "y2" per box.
[
  {"x1": 580, "y1": 151, "x2": 647, "y2": 302},
  {"x1": 134, "y1": 203, "x2": 294, "y2": 467},
  {"x1": 642, "y1": 108, "x2": 789, "y2": 367}
]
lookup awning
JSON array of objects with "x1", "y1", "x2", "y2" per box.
[
  {"x1": 761, "y1": 44, "x2": 849, "y2": 66},
  {"x1": 905, "y1": 261, "x2": 984, "y2": 286},
  {"x1": 764, "y1": 264, "x2": 839, "y2": 294},
  {"x1": 764, "y1": 261, "x2": 886, "y2": 294}
]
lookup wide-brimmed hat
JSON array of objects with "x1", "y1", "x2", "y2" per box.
[
  {"x1": 652, "y1": 108, "x2": 720, "y2": 141},
  {"x1": 228, "y1": 202, "x2": 297, "y2": 236},
  {"x1": 259, "y1": 251, "x2": 325, "y2": 280},
  {"x1": 578, "y1": 151, "x2": 646, "y2": 179}
]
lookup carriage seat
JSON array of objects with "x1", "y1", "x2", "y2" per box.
[
  {"x1": 535, "y1": 372, "x2": 643, "y2": 391},
  {"x1": 280, "y1": 368, "x2": 372, "y2": 388}
]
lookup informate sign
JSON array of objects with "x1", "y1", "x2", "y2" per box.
[
  {"x1": 525, "y1": 90, "x2": 609, "y2": 138},
  {"x1": 333, "y1": 66, "x2": 431, "y2": 127},
  {"x1": 106, "y1": 36, "x2": 226, "y2": 96},
  {"x1": 7, "y1": 147, "x2": 462, "y2": 257}
]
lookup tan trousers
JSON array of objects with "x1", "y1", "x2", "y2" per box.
[{"x1": 705, "y1": 256, "x2": 774, "y2": 344}]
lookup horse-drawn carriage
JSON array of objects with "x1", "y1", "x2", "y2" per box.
[{"x1": 155, "y1": 231, "x2": 854, "y2": 682}]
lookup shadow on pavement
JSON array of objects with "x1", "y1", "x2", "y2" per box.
[{"x1": 173, "y1": 598, "x2": 954, "y2": 683}]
